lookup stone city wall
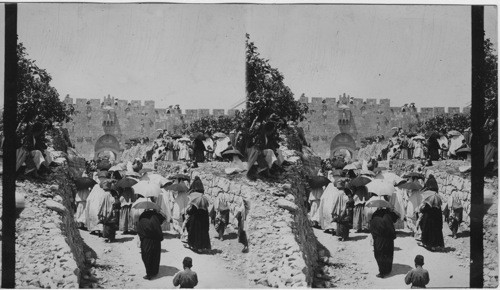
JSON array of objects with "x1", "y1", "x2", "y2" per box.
[{"x1": 298, "y1": 93, "x2": 469, "y2": 158}]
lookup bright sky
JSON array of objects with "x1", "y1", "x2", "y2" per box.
[{"x1": 0, "y1": 4, "x2": 497, "y2": 110}]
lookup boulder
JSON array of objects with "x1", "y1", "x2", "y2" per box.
[
  {"x1": 276, "y1": 199, "x2": 298, "y2": 212},
  {"x1": 44, "y1": 200, "x2": 67, "y2": 214}
]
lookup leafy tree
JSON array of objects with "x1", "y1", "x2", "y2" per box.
[
  {"x1": 244, "y1": 34, "x2": 308, "y2": 144},
  {"x1": 16, "y1": 42, "x2": 74, "y2": 137},
  {"x1": 420, "y1": 113, "x2": 471, "y2": 135},
  {"x1": 483, "y1": 38, "x2": 497, "y2": 139},
  {"x1": 187, "y1": 115, "x2": 238, "y2": 135}
]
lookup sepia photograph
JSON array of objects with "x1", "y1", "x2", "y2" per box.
[{"x1": 0, "y1": 1, "x2": 497, "y2": 289}]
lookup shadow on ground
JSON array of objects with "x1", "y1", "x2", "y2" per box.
[
  {"x1": 154, "y1": 265, "x2": 180, "y2": 279},
  {"x1": 348, "y1": 235, "x2": 367, "y2": 241},
  {"x1": 384, "y1": 263, "x2": 413, "y2": 278},
  {"x1": 114, "y1": 236, "x2": 134, "y2": 243}
]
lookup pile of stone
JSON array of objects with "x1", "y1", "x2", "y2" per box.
[
  {"x1": 483, "y1": 181, "x2": 498, "y2": 287},
  {"x1": 13, "y1": 178, "x2": 81, "y2": 288}
]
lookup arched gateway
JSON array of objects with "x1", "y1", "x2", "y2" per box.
[
  {"x1": 330, "y1": 133, "x2": 356, "y2": 158},
  {"x1": 94, "y1": 134, "x2": 122, "y2": 160}
]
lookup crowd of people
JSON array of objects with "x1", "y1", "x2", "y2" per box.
[
  {"x1": 73, "y1": 158, "x2": 250, "y2": 281},
  {"x1": 308, "y1": 157, "x2": 461, "y2": 279},
  {"x1": 380, "y1": 128, "x2": 471, "y2": 164}
]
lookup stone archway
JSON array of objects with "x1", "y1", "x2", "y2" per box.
[
  {"x1": 94, "y1": 134, "x2": 122, "y2": 161},
  {"x1": 330, "y1": 133, "x2": 356, "y2": 158}
]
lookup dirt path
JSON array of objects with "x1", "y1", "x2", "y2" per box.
[
  {"x1": 316, "y1": 225, "x2": 470, "y2": 288},
  {"x1": 81, "y1": 226, "x2": 251, "y2": 289}
]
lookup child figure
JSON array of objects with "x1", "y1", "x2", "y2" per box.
[
  {"x1": 405, "y1": 255, "x2": 430, "y2": 288},
  {"x1": 173, "y1": 257, "x2": 198, "y2": 288}
]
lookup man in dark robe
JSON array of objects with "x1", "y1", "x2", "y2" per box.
[
  {"x1": 193, "y1": 136, "x2": 206, "y2": 163},
  {"x1": 136, "y1": 209, "x2": 165, "y2": 280},
  {"x1": 370, "y1": 208, "x2": 396, "y2": 278},
  {"x1": 419, "y1": 175, "x2": 444, "y2": 250},
  {"x1": 426, "y1": 136, "x2": 441, "y2": 161},
  {"x1": 186, "y1": 177, "x2": 211, "y2": 252}
]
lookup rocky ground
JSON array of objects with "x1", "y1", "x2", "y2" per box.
[{"x1": 1, "y1": 176, "x2": 81, "y2": 288}]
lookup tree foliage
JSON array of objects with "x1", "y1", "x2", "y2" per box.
[
  {"x1": 16, "y1": 42, "x2": 74, "y2": 134},
  {"x1": 420, "y1": 113, "x2": 471, "y2": 135},
  {"x1": 483, "y1": 38, "x2": 497, "y2": 139},
  {"x1": 244, "y1": 34, "x2": 308, "y2": 137},
  {"x1": 187, "y1": 115, "x2": 241, "y2": 135}
]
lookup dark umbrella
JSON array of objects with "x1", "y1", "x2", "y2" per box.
[
  {"x1": 406, "y1": 133, "x2": 417, "y2": 138},
  {"x1": 171, "y1": 134, "x2": 182, "y2": 139},
  {"x1": 188, "y1": 192, "x2": 210, "y2": 211},
  {"x1": 429, "y1": 131, "x2": 441, "y2": 139},
  {"x1": 74, "y1": 177, "x2": 97, "y2": 190},
  {"x1": 397, "y1": 181, "x2": 423, "y2": 191},
  {"x1": 308, "y1": 176, "x2": 331, "y2": 189},
  {"x1": 115, "y1": 177, "x2": 139, "y2": 190},
  {"x1": 221, "y1": 149, "x2": 244, "y2": 158},
  {"x1": 168, "y1": 174, "x2": 191, "y2": 181},
  {"x1": 456, "y1": 148, "x2": 471, "y2": 153},
  {"x1": 349, "y1": 176, "x2": 372, "y2": 187},
  {"x1": 421, "y1": 190, "x2": 442, "y2": 208},
  {"x1": 402, "y1": 172, "x2": 425, "y2": 180},
  {"x1": 164, "y1": 183, "x2": 189, "y2": 193}
]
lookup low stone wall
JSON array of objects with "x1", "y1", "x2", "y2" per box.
[
  {"x1": 12, "y1": 155, "x2": 88, "y2": 287},
  {"x1": 159, "y1": 162, "x2": 319, "y2": 287}
]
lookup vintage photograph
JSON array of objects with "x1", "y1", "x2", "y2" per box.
[{"x1": 0, "y1": 2, "x2": 497, "y2": 289}]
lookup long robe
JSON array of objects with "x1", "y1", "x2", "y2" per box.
[
  {"x1": 420, "y1": 204, "x2": 444, "y2": 248},
  {"x1": 75, "y1": 188, "x2": 90, "y2": 224},
  {"x1": 119, "y1": 190, "x2": 136, "y2": 232},
  {"x1": 403, "y1": 190, "x2": 422, "y2": 235},
  {"x1": 427, "y1": 137, "x2": 441, "y2": 161},
  {"x1": 99, "y1": 192, "x2": 118, "y2": 240},
  {"x1": 156, "y1": 189, "x2": 174, "y2": 231},
  {"x1": 309, "y1": 187, "x2": 324, "y2": 223},
  {"x1": 186, "y1": 205, "x2": 211, "y2": 250},
  {"x1": 317, "y1": 183, "x2": 342, "y2": 231},
  {"x1": 85, "y1": 184, "x2": 109, "y2": 232},
  {"x1": 370, "y1": 209, "x2": 396, "y2": 275},
  {"x1": 390, "y1": 188, "x2": 406, "y2": 230},
  {"x1": 336, "y1": 196, "x2": 353, "y2": 239},
  {"x1": 193, "y1": 139, "x2": 206, "y2": 163},
  {"x1": 172, "y1": 190, "x2": 190, "y2": 234},
  {"x1": 137, "y1": 210, "x2": 165, "y2": 277},
  {"x1": 352, "y1": 186, "x2": 370, "y2": 231}
]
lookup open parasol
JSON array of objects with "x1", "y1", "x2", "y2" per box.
[
  {"x1": 178, "y1": 137, "x2": 191, "y2": 142},
  {"x1": 397, "y1": 181, "x2": 423, "y2": 191},
  {"x1": 115, "y1": 177, "x2": 139, "y2": 189},
  {"x1": 221, "y1": 149, "x2": 244, "y2": 158},
  {"x1": 74, "y1": 177, "x2": 97, "y2": 190},
  {"x1": 366, "y1": 179, "x2": 395, "y2": 197},
  {"x1": 365, "y1": 198, "x2": 393, "y2": 209},
  {"x1": 349, "y1": 176, "x2": 372, "y2": 187},
  {"x1": 421, "y1": 190, "x2": 442, "y2": 208},
  {"x1": 447, "y1": 130, "x2": 461, "y2": 137},
  {"x1": 213, "y1": 132, "x2": 227, "y2": 139},
  {"x1": 188, "y1": 192, "x2": 210, "y2": 211},
  {"x1": 412, "y1": 135, "x2": 426, "y2": 141},
  {"x1": 132, "y1": 181, "x2": 162, "y2": 198},
  {"x1": 132, "y1": 199, "x2": 162, "y2": 211},
  {"x1": 455, "y1": 148, "x2": 471, "y2": 154},
  {"x1": 308, "y1": 176, "x2": 331, "y2": 189},
  {"x1": 343, "y1": 163, "x2": 358, "y2": 170},
  {"x1": 109, "y1": 163, "x2": 126, "y2": 171},
  {"x1": 359, "y1": 169, "x2": 376, "y2": 177},
  {"x1": 164, "y1": 182, "x2": 189, "y2": 193}
]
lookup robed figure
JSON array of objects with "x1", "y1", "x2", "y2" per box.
[
  {"x1": 370, "y1": 208, "x2": 396, "y2": 278},
  {"x1": 136, "y1": 209, "x2": 165, "y2": 280}
]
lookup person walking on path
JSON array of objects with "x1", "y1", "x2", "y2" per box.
[
  {"x1": 173, "y1": 257, "x2": 198, "y2": 288},
  {"x1": 235, "y1": 198, "x2": 250, "y2": 253},
  {"x1": 445, "y1": 189, "x2": 463, "y2": 239},
  {"x1": 370, "y1": 207, "x2": 397, "y2": 278},
  {"x1": 405, "y1": 255, "x2": 430, "y2": 288},
  {"x1": 136, "y1": 209, "x2": 165, "y2": 280},
  {"x1": 185, "y1": 177, "x2": 211, "y2": 253}
]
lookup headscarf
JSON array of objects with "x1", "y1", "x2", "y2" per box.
[
  {"x1": 423, "y1": 174, "x2": 438, "y2": 192},
  {"x1": 189, "y1": 176, "x2": 204, "y2": 193}
]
